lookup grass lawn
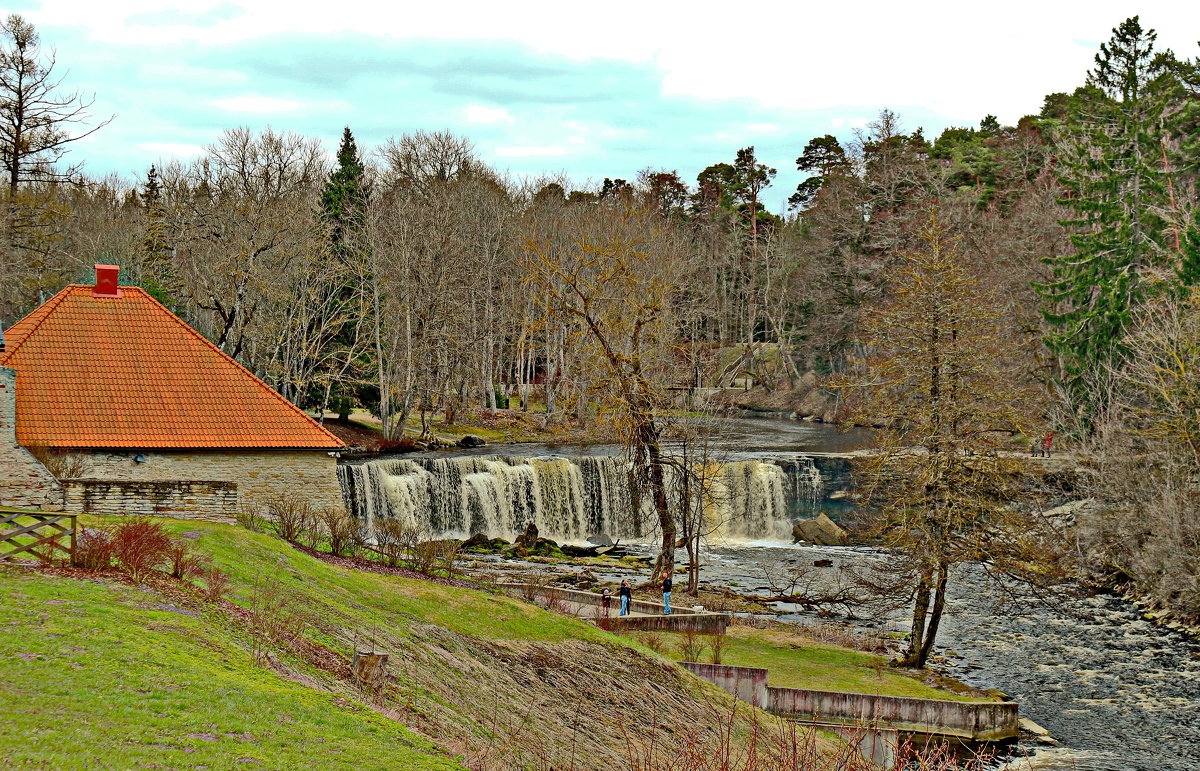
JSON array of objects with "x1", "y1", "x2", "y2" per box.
[
  {"x1": 620, "y1": 624, "x2": 989, "y2": 702},
  {"x1": 0, "y1": 565, "x2": 459, "y2": 770}
]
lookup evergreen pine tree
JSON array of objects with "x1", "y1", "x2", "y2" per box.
[
  {"x1": 315, "y1": 127, "x2": 370, "y2": 419},
  {"x1": 1037, "y1": 17, "x2": 1181, "y2": 389},
  {"x1": 138, "y1": 165, "x2": 178, "y2": 306},
  {"x1": 320, "y1": 127, "x2": 368, "y2": 260}
]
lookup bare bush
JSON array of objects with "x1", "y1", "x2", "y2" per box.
[
  {"x1": 235, "y1": 502, "x2": 268, "y2": 533},
  {"x1": 200, "y1": 566, "x2": 231, "y2": 602},
  {"x1": 25, "y1": 443, "x2": 88, "y2": 478},
  {"x1": 639, "y1": 633, "x2": 665, "y2": 654},
  {"x1": 411, "y1": 538, "x2": 462, "y2": 577},
  {"x1": 73, "y1": 527, "x2": 113, "y2": 570},
  {"x1": 677, "y1": 629, "x2": 706, "y2": 663},
  {"x1": 248, "y1": 567, "x2": 310, "y2": 660},
  {"x1": 168, "y1": 540, "x2": 209, "y2": 580},
  {"x1": 265, "y1": 495, "x2": 317, "y2": 544},
  {"x1": 708, "y1": 631, "x2": 726, "y2": 664},
  {"x1": 317, "y1": 507, "x2": 356, "y2": 556},
  {"x1": 372, "y1": 516, "x2": 415, "y2": 564},
  {"x1": 109, "y1": 519, "x2": 173, "y2": 581}
]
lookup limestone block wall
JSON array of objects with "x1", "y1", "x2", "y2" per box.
[
  {"x1": 79, "y1": 449, "x2": 343, "y2": 512},
  {"x1": 63, "y1": 480, "x2": 237, "y2": 520},
  {"x1": 0, "y1": 367, "x2": 63, "y2": 511}
]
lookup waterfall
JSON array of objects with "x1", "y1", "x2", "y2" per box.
[{"x1": 338, "y1": 453, "x2": 823, "y2": 543}]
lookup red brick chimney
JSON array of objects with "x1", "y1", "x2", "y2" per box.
[{"x1": 93, "y1": 264, "x2": 121, "y2": 298}]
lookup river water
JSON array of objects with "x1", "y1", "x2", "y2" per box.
[{"x1": 346, "y1": 415, "x2": 1200, "y2": 769}]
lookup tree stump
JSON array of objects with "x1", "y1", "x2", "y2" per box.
[{"x1": 351, "y1": 650, "x2": 389, "y2": 691}]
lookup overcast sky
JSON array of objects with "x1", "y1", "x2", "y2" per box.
[{"x1": 11, "y1": 0, "x2": 1200, "y2": 211}]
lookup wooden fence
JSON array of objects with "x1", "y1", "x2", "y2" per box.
[{"x1": 0, "y1": 510, "x2": 77, "y2": 564}]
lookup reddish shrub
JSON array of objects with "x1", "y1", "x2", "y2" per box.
[
  {"x1": 200, "y1": 566, "x2": 231, "y2": 602},
  {"x1": 168, "y1": 540, "x2": 209, "y2": 580},
  {"x1": 73, "y1": 527, "x2": 114, "y2": 571},
  {"x1": 109, "y1": 519, "x2": 174, "y2": 581}
]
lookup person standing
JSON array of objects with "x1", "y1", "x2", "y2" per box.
[
  {"x1": 619, "y1": 580, "x2": 632, "y2": 616},
  {"x1": 601, "y1": 587, "x2": 612, "y2": 617},
  {"x1": 662, "y1": 571, "x2": 673, "y2": 615},
  {"x1": 1042, "y1": 431, "x2": 1055, "y2": 458}
]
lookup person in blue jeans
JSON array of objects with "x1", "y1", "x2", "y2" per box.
[
  {"x1": 662, "y1": 572, "x2": 673, "y2": 615},
  {"x1": 619, "y1": 580, "x2": 632, "y2": 616}
]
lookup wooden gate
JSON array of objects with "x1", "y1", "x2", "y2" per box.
[{"x1": 0, "y1": 510, "x2": 77, "y2": 564}]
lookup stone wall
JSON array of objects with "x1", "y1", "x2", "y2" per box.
[
  {"x1": 0, "y1": 367, "x2": 63, "y2": 511},
  {"x1": 62, "y1": 480, "x2": 237, "y2": 520},
  {"x1": 79, "y1": 449, "x2": 343, "y2": 512}
]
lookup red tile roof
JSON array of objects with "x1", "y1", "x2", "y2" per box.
[{"x1": 0, "y1": 285, "x2": 345, "y2": 450}]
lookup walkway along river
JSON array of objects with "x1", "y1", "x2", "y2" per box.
[{"x1": 338, "y1": 416, "x2": 1200, "y2": 770}]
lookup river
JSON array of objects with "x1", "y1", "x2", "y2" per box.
[{"x1": 342, "y1": 415, "x2": 1200, "y2": 769}]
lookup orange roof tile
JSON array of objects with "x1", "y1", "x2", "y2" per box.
[{"x1": 0, "y1": 285, "x2": 345, "y2": 450}]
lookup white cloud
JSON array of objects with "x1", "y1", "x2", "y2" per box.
[
  {"x1": 463, "y1": 104, "x2": 515, "y2": 124},
  {"x1": 494, "y1": 145, "x2": 571, "y2": 158},
  {"x1": 30, "y1": 0, "x2": 1200, "y2": 125},
  {"x1": 211, "y1": 95, "x2": 302, "y2": 113}
]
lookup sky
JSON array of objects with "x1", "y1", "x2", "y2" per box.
[{"x1": 9, "y1": 0, "x2": 1200, "y2": 212}]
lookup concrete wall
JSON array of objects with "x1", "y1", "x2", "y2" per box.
[
  {"x1": 80, "y1": 449, "x2": 343, "y2": 512},
  {"x1": 0, "y1": 367, "x2": 63, "y2": 511},
  {"x1": 501, "y1": 583, "x2": 731, "y2": 633},
  {"x1": 682, "y1": 662, "x2": 1019, "y2": 742},
  {"x1": 62, "y1": 480, "x2": 237, "y2": 520},
  {"x1": 681, "y1": 662, "x2": 769, "y2": 707},
  {"x1": 768, "y1": 686, "x2": 1018, "y2": 741}
]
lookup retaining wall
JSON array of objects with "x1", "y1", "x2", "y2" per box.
[
  {"x1": 682, "y1": 662, "x2": 1018, "y2": 742},
  {"x1": 62, "y1": 479, "x2": 238, "y2": 521},
  {"x1": 500, "y1": 583, "x2": 731, "y2": 633}
]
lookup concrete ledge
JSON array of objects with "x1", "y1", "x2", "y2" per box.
[
  {"x1": 681, "y1": 662, "x2": 1018, "y2": 742},
  {"x1": 499, "y1": 582, "x2": 731, "y2": 633}
]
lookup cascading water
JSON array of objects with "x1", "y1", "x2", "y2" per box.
[{"x1": 338, "y1": 453, "x2": 824, "y2": 542}]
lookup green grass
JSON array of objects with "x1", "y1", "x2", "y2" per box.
[
  {"x1": 0, "y1": 565, "x2": 458, "y2": 769},
  {"x1": 622, "y1": 625, "x2": 988, "y2": 702}
]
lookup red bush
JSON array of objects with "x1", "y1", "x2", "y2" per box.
[
  {"x1": 109, "y1": 519, "x2": 174, "y2": 581},
  {"x1": 73, "y1": 527, "x2": 114, "y2": 571}
]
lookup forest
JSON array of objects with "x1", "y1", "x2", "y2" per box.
[{"x1": 4, "y1": 14, "x2": 1200, "y2": 620}]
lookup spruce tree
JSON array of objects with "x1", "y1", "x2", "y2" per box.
[
  {"x1": 1038, "y1": 17, "x2": 1180, "y2": 390},
  {"x1": 138, "y1": 165, "x2": 178, "y2": 306},
  {"x1": 320, "y1": 127, "x2": 368, "y2": 259},
  {"x1": 315, "y1": 127, "x2": 370, "y2": 419}
]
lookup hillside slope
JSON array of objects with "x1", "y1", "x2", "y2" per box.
[{"x1": 0, "y1": 519, "x2": 791, "y2": 770}]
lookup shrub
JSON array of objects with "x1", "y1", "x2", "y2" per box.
[
  {"x1": 265, "y1": 495, "x2": 316, "y2": 544},
  {"x1": 317, "y1": 507, "x2": 356, "y2": 557},
  {"x1": 708, "y1": 630, "x2": 726, "y2": 664},
  {"x1": 640, "y1": 633, "x2": 666, "y2": 654},
  {"x1": 235, "y1": 502, "x2": 268, "y2": 533},
  {"x1": 110, "y1": 519, "x2": 174, "y2": 581},
  {"x1": 373, "y1": 518, "x2": 409, "y2": 567},
  {"x1": 168, "y1": 540, "x2": 209, "y2": 580},
  {"x1": 677, "y1": 629, "x2": 706, "y2": 663},
  {"x1": 200, "y1": 566, "x2": 231, "y2": 602},
  {"x1": 73, "y1": 527, "x2": 114, "y2": 571},
  {"x1": 26, "y1": 443, "x2": 88, "y2": 478}
]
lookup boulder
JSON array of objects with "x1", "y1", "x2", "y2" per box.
[
  {"x1": 586, "y1": 533, "x2": 614, "y2": 547},
  {"x1": 813, "y1": 558, "x2": 834, "y2": 568},
  {"x1": 792, "y1": 513, "x2": 848, "y2": 546},
  {"x1": 458, "y1": 434, "x2": 487, "y2": 448},
  {"x1": 462, "y1": 533, "x2": 493, "y2": 551},
  {"x1": 515, "y1": 522, "x2": 540, "y2": 552}
]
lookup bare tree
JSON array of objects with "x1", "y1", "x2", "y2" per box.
[{"x1": 0, "y1": 14, "x2": 111, "y2": 200}]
